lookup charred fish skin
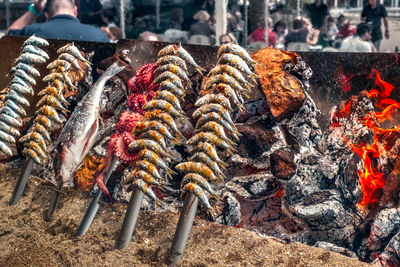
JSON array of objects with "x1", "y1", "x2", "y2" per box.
[
  {"x1": 127, "y1": 44, "x2": 204, "y2": 202},
  {"x1": 54, "y1": 61, "x2": 125, "y2": 183},
  {"x1": 176, "y1": 43, "x2": 257, "y2": 216},
  {"x1": 0, "y1": 35, "x2": 49, "y2": 156}
]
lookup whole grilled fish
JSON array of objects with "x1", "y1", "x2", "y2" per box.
[{"x1": 54, "y1": 62, "x2": 125, "y2": 183}]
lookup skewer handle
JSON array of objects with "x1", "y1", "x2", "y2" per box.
[
  {"x1": 45, "y1": 179, "x2": 63, "y2": 221},
  {"x1": 10, "y1": 157, "x2": 34, "y2": 205},
  {"x1": 116, "y1": 187, "x2": 144, "y2": 250},
  {"x1": 168, "y1": 192, "x2": 198, "y2": 267}
]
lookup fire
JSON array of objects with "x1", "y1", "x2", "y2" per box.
[{"x1": 332, "y1": 69, "x2": 400, "y2": 208}]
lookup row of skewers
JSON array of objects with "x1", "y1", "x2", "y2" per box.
[{"x1": 4, "y1": 38, "x2": 259, "y2": 266}]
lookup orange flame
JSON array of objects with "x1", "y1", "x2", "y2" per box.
[{"x1": 332, "y1": 69, "x2": 400, "y2": 208}]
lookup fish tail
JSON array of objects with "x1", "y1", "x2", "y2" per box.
[
  {"x1": 195, "y1": 66, "x2": 206, "y2": 75},
  {"x1": 166, "y1": 171, "x2": 174, "y2": 181},
  {"x1": 208, "y1": 208, "x2": 216, "y2": 221},
  {"x1": 250, "y1": 73, "x2": 260, "y2": 82},
  {"x1": 172, "y1": 132, "x2": 186, "y2": 145},
  {"x1": 101, "y1": 62, "x2": 126, "y2": 81}
]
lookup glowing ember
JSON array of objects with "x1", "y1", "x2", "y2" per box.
[
  {"x1": 332, "y1": 69, "x2": 400, "y2": 208},
  {"x1": 334, "y1": 67, "x2": 354, "y2": 93}
]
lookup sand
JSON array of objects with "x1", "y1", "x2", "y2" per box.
[{"x1": 0, "y1": 164, "x2": 374, "y2": 266}]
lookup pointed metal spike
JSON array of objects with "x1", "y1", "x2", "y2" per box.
[
  {"x1": 116, "y1": 187, "x2": 144, "y2": 250},
  {"x1": 168, "y1": 192, "x2": 198, "y2": 267},
  {"x1": 9, "y1": 158, "x2": 34, "y2": 205},
  {"x1": 77, "y1": 157, "x2": 119, "y2": 237},
  {"x1": 45, "y1": 180, "x2": 63, "y2": 221}
]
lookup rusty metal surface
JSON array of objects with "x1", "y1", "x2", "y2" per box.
[{"x1": 1, "y1": 36, "x2": 400, "y2": 129}]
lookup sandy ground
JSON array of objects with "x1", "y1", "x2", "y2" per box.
[{"x1": 0, "y1": 164, "x2": 376, "y2": 266}]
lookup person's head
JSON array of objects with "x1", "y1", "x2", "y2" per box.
[
  {"x1": 234, "y1": 11, "x2": 242, "y2": 20},
  {"x1": 193, "y1": 10, "x2": 210, "y2": 22},
  {"x1": 327, "y1": 16, "x2": 335, "y2": 26},
  {"x1": 300, "y1": 17, "x2": 312, "y2": 29},
  {"x1": 138, "y1": 31, "x2": 159, "y2": 41},
  {"x1": 315, "y1": 0, "x2": 322, "y2": 6},
  {"x1": 43, "y1": 0, "x2": 77, "y2": 20},
  {"x1": 356, "y1": 23, "x2": 372, "y2": 41},
  {"x1": 273, "y1": 20, "x2": 286, "y2": 33},
  {"x1": 219, "y1": 33, "x2": 236, "y2": 44},
  {"x1": 293, "y1": 19, "x2": 304, "y2": 30},
  {"x1": 267, "y1": 17, "x2": 273, "y2": 28},
  {"x1": 338, "y1": 14, "x2": 345, "y2": 24},
  {"x1": 368, "y1": 0, "x2": 377, "y2": 8},
  {"x1": 101, "y1": 26, "x2": 123, "y2": 42}
]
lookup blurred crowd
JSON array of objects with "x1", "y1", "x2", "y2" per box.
[
  {"x1": 7, "y1": 0, "x2": 390, "y2": 52},
  {"x1": 124, "y1": 0, "x2": 389, "y2": 52}
]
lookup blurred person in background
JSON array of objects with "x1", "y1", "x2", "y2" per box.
[
  {"x1": 219, "y1": 33, "x2": 236, "y2": 44},
  {"x1": 306, "y1": 0, "x2": 329, "y2": 30},
  {"x1": 190, "y1": 10, "x2": 215, "y2": 37},
  {"x1": 79, "y1": 0, "x2": 105, "y2": 27},
  {"x1": 6, "y1": 0, "x2": 109, "y2": 42},
  {"x1": 336, "y1": 14, "x2": 346, "y2": 31},
  {"x1": 199, "y1": 0, "x2": 215, "y2": 16},
  {"x1": 138, "y1": 31, "x2": 159, "y2": 42},
  {"x1": 166, "y1": 8, "x2": 184, "y2": 31},
  {"x1": 361, "y1": 0, "x2": 389, "y2": 51},
  {"x1": 285, "y1": 18, "x2": 308, "y2": 48},
  {"x1": 320, "y1": 15, "x2": 338, "y2": 47},
  {"x1": 231, "y1": 10, "x2": 245, "y2": 45},
  {"x1": 164, "y1": 29, "x2": 189, "y2": 43},
  {"x1": 340, "y1": 22, "x2": 376, "y2": 52},
  {"x1": 336, "y1": 16, "x2": 355, "y2": 39},
  {"x1": 248, "y1": 17, "x2": 277, "y2": 48},
  {"x1": 301, "y1": 17, "x2": 320, "y2": 46},
  {"x1": 273, "y1": 20, "x2": 287, "y2": 49},
  {"x1": 101, "y1": 25, "x2": 122, "y2": 43}
]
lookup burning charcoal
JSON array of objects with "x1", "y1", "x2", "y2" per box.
[
  {"x1": 99, "y1": 76, "x2": 127, "y2": 115},
  {"x1": 287, "y1": 189, "x2": 359, "y2": 246},
  {"x1": 236, "y1": 122, "x2": 278, "y2": 158},
  {"x1": 225, "y1": 173, "x2": 281, "y2": 200},
  {"x1": 270, "y1": 149, "x2": 296, "y2": 180},
  {"x1": 358, "y1": 207, "x2": 400, "y2": 262},
  {"x1": 234, "y1": 99, "x2": 269, "y2": 123},
  {"x1": 215, "y1": 191, "x2": 241, "y2": 226},
  {"x1": 228, "y1": 124, "x2": 286, "y2": 178},
  {"x1": 373, "y1": 231, "x2": 400, "y2": 267},
  {"x1": 284, "y1": 95, "x2": 322, "y2": 148}
]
